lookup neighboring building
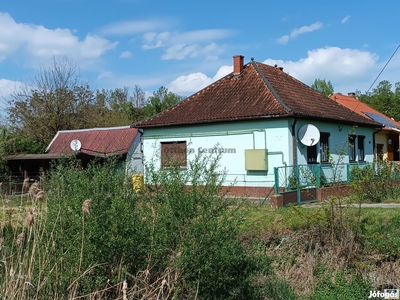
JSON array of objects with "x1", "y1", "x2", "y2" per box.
[
  {"x1": 6, "y1": 126, "x2": 143, "y2": 180},
  {"x1": 331, "y1": 93, "x2": 400, "y2": 162},
  {"x1": 134, "y1": 55, "x2": 381, "y2": 198}
]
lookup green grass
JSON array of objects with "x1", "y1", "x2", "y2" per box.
[{"x1": 0, "y1": 195, "x2": 35, "y2": 228}]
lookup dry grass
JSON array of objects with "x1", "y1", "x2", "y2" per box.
[
  {"x1": 82, "y1": 199, "x2": 92, "y2": 214},
  {"x1": 241, "y1": 201, "x2": 400, "y2": 298}
]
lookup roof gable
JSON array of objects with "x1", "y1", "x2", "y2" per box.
[
  {"x1": 46, "y1": 126, "x2": 139, "y2": 156},
  {"x1": 135, "y1": 58, "x2": 379, "y2": 128}
]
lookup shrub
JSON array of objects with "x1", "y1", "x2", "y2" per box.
[
  {"x1": 349, "y1": 160, "x2": 400, "y2": 203},
  {"x1": 1, "y1": 152, "x2": 270, "y2": 299}
]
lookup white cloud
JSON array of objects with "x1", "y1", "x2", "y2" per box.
[
  {"x1": 277, "y1": 35, "x2": 289, "y2": 45},
  {"x1": 169, "y1": 65, "x2": 232, "y2": 93},
  {"x1": 291, "y1": 22, "x2": 323, "y2": 37},
  {"x1": 97, "y1": 71, "x2": 114, "y2": 80},
  {"x1": 97, "y1": 72, "x2": 165, "y2": 90},
  {"x1": 100, "y1": 19, "x2": 167, "y2": 35},
  {"x1": 278, "y1": 21, "x2": 323, "y2": 44},
  {"x1": 162, "y1": 44, "x2": 198, "y2": 60},
  {"x1": 142, "y1": 31, "x2": 171, "y2": 49},
  {"x1": 0, "y1": 12, "x2": 117, "y2": 64},
  {"x1": 142, "y1": 29, "x2": 233, "y2": 60},
  {"x1": 341, "y1": 15, "x2": 351, "y2": 24},
  {"x1": 263, "y1": 46, "x2": 379, "y2": 91},
  {"x1": 119, "y1": 51, "x2": 132, "y2": 58},
  {"x1": 0, "y1": 79, "x2": 24, "y2": 113}
]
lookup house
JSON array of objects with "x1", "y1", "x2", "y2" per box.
[
  {"x1": 134, "y1": 55, "x2": 381, "y2": 198},
  {"x1": 331, "y1": 92, "x2": 400, "y2": 162},
  {"x1": 6, "y1": 126, "x2": 143, "y2": 182}
]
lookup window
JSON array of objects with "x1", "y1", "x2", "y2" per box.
[
  {"x1": 348, "y1": 135, "x2": 356, "y2": 162},
  {"x1": 161, "y1": 141, "x2": 187, "y2": 168},
  {"x1": 320, "y1": 132, "x2": 330, "y2": 163},
  {"x1": 357, "y1": 135, "x2": 365, "y2": 161},
  {"x1": 307, "y1": 145, "x2": 317, "y2": 164}
]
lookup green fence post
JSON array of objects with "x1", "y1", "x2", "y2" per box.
[
  {"x1": 274, "y1": 167, "x2": 279, "y2": 194},
  {"x1": 296, "y1": 165, "x2": 301, "y2": 204},
  {"x1": 316, "y1": 165, "x2": 321, "y2": 188},
  {"x1": 346, "y1": 163, "x2": 350, "y2": 184}
]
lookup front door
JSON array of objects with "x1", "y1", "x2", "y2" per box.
[{"x1": 387, "y1": 135, "x2": 399, "y2": 161}]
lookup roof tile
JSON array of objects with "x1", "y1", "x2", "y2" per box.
[
  {"x1": 135, "y1": 60, "x2": 380, "y2": 128},
  {"x1": 330, "y1": 93, "x2": 400, "y2": 128}
]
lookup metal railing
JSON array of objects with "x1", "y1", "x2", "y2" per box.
[{"x1": 274, "y1": 162, "x2": 379, "y2": 195}]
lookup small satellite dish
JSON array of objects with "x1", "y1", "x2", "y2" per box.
[
  {"x1": 70, "y1": 139, "x2": 82, "y2": 151},
  {"x1": 298, "y1": 124, "x2": 320, "y2": 146}
]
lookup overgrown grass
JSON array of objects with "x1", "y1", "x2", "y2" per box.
[
  {"x1": 0, "y1": 154, "x2": 271, "y2": 299},
  {"x1": 240, "y1": 198, "x2": 400, "y2": 299},
  {"x1": 2, "y1": 155, "x2": 400, "y2": 299}
]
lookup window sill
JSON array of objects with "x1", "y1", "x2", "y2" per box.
[{"x1": 161, "y1": 166, "x2": 188, "y2": 170}]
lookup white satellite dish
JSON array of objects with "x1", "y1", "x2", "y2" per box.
[
  {"x1": 70, "y1": 139, "x2": 82, "y2": 151},
  {"x1": 298, "y1": 124, "x2": 320, "y2": 146}
]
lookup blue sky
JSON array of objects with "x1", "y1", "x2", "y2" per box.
[{"x1": 0, "y1": 0, "x2": 399, "y2": 116}]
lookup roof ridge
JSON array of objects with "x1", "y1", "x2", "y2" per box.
[
  {"x1": 252, "y1": 62, "x2": 292, "y2": 112},
  {"x1": 56, "y1": 126, "x2": 132, "y2": 133}
]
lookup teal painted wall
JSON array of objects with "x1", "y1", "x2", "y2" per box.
[{"x1": 143, "y1": 118, "x2": 376, "y2": 188}]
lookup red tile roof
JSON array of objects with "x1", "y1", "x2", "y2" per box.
[
  {"x1": 330, "y1": 93, "x2": 400, "y2": 129},
  {"x1": 135, "y1": 60, "x2": 380, "y2": 128},
  {"x1": 46, "y1": 126, "x2": 139, "y2": 156}
]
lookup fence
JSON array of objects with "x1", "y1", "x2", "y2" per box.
[
  {"x1": 273, "y1": 162, "x2": 399, "y2": 204},
  {"x1": 0, "y1": 173, "x2": 43, "y2": 196}
]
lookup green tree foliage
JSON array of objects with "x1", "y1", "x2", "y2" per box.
[
  {"x1": 358, "y1": 80, "x2": 400, "y2": 121},
  {"x1": 145, "y1": 86, "x2": 186, "y2": 117},
  {"x1": 7, "y1": 56, "x2": 101, "y2": 147},
  {"x1": 311, "y1": 78, "x2": 334, "y2": 97},
  {"x1": 96, "y1": 85, "x2": 147, "y2": 125}
]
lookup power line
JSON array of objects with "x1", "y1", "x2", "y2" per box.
[
  {"x1": 366, "y1": 44, "x2": 400, "y2": 94},
  {"x1": 343, "y1": 44, "x2": 400, "y2": 123}
]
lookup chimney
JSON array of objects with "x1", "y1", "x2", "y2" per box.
[
  {"x1": 233, "y1": 55, "x2": 244, "y2": 75},
  {"x1": 348, "y1": 92, "x2": 356, "y2": 98}
]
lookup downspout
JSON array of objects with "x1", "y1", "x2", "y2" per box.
[
  {"x1": 138, "y1": 129, "x2": 144, "y2": 174},
  {"x1": 373, "y1": 127, "x2": 383, "y2": 161},
  {"x1": 291, "y1": 118, "x2": 298, "y2": 166},
  {"x1": 138, "y1": 129, "x2": 144, "y2": 152}
]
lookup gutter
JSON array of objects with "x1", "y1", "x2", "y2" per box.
[
  {"x1": 291, "y1": 118, "x2": 298, "y2": 166},
  {"x1": 138, "y1": 129, "x2": 144, "y2": 153}
]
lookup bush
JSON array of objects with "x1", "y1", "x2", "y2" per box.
[
  {"x1": 1, "y1": 152, "x2": 269, "y2": 299},
  {"x1": 38, "y1": 157, "x2": 151, "y2": 297},
  {"x1": 349, "y1": 161, "x2": 399, "y2": 203},
  {"x1": 143, "y1": 152, "x2": 268, "y2": 299},
  {"x1": 309, "y1": 269, "x2": 371, "y2": 300}
]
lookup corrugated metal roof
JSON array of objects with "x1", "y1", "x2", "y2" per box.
[
  {"x1": 46, "y1": 126, "x2": 139, "y2": 156},
  {"x1": 134, "y1": 60, "x2": 380, "y2": 128}
]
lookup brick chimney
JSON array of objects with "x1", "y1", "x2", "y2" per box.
[{"x1": 233, "y1": 55, "x2": 244, "y2": 75}]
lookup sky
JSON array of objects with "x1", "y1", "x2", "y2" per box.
[{"x1": 0, "y1": 0, "x2": 399, "y2": 117}]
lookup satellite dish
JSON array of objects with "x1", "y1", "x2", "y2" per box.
[
  {"x1": 70, "y1": 139, "x2": 82, "y2": 151},
  {"x1": 298, "y1": 124, "x2": 320, "y2": 146}
]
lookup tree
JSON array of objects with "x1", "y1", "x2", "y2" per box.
[
  {"x1": 358, "y1": 80, "x2": 400, "y2": 121},
  {"x1": 96, "y1": 85, "x2": 147, "y2": 126},
  {"x1": 7, "y1": 56, "x2": 100, "y2": 147},
  {"x1": 145, "y1": 86, "x2": 186, "y2": 117},
  {"x1": 311, "y1": 78, "x2": 334, "y2": 97}
]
